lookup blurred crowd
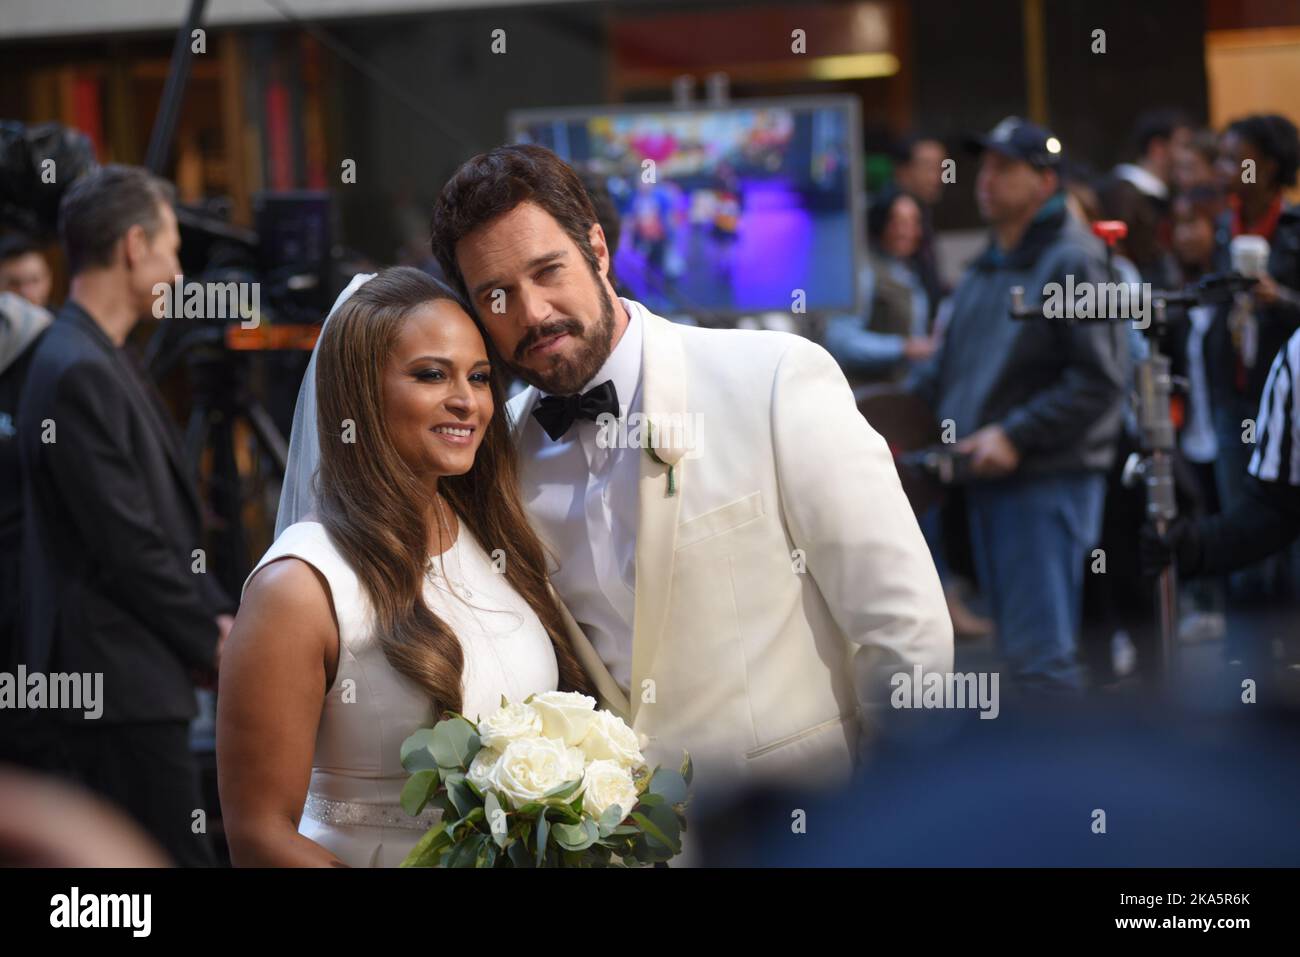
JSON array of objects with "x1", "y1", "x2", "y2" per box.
[{"x1": 825, "y1": 109, "x2": 1300, "y2": 696}]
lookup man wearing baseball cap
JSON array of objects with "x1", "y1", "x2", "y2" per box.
[{"x1": 906, "y1": 117, "x2": 1129, "y2": 695}]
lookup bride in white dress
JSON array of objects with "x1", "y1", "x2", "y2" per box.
[{"x1": 216, "y1": 268, "x2": 599, "y2": 867}]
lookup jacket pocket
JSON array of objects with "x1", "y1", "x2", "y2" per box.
[
  {"x1": 744, "y1": 711, "x2": 856, "y2": 760},
  {"x1": 675, "y1": 490, "x2": 763, "y2": 550}
]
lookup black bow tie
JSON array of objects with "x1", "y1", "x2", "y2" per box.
[{"x1": 532, "y1": 380, "x2": 620, "y2": 441}]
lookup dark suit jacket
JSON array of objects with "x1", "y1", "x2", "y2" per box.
[{"x1": 18, "y1": 301, "x2": 229, "y2": 724}]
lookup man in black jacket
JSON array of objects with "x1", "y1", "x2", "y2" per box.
[
  {"x1": 1144, "y1": 326, "x2": 1300, "y2": 591},
  {"x1": 907, "y1": 118, "x2": 1128, "y2": 695},
  {"x1": 1097, "y1": 110, "x2": 1192, "y2": 287},
  {"x1": 18, "y1": 165, "x2": 231, "y2": 866}
]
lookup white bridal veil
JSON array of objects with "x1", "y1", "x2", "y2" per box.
[{"x1": 274, "y1": 272, "x2": 377, "y2": 537}]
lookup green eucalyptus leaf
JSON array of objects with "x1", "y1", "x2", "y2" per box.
[
  {"x1": 399, "y1": 729, "x2": 440, "y2": 772},
  {"x1": 542, "y1": 778, "x2": 583, "y2": 801},
  {"x1": 630, "y1": 810, "x2": 676, "y2": 852},
  {"x1": 431, "y1": 716, "x2": 481, "y2": 770},
  {"x1": 507, "y1": 838, "x2": 531, "y2": 868},
  {"x1": 399, "y1": 821, "x2": 448, "y2": 868},
  {"x1": 552, "y1": 817, "x2": 598, "y2": 852},
  {"x1": 596, "y1": 804, "x2": 625, "y2": 837},
  {"x1": 443, "y1": 772, "x2": 477, "y2": 819},
  {"x1": 645, "y1": 801, "x2": 681, "y2": 846},
  {"x1": 648, "y1": 768, "x2": 688, "y2": 806},
  {"x1": 456, "y1": 805, "x2": 486, "y2": 832},
  {"x1": 399, "y1": 769, "x2": 440, "y2": 816},
  {"x1": 441, "y1": 835, "x2": 474, "y2": 869},
  {"x1": 534, "y1": 811, "x2": 550, "y2": 868}
]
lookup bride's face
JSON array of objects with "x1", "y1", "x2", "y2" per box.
[{"x1": 382, "y1": 299, "x2": 494, "y2": 480}]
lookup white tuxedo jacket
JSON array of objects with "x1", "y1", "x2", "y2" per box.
[{"x1": 509, "y1": 303, "x2": 952, "y2": 795}]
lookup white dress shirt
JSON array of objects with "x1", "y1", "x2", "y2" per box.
[{"x1": 517, "y1": 298, "x2": 645, "y2": 690}]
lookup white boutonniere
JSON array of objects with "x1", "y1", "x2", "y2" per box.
[{"x1": 642, "y1": 416, "x2": 686, "y2": 497}]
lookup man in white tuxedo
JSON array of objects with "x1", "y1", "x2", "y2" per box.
[{"x1": 431, "y1": 145, "x2": 952, "y2": 798}]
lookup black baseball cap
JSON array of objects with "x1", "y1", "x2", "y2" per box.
[{"x1": 965, "y1": 116, "x2": 1064, "y2": 169}]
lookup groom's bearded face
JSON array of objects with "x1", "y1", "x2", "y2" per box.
[{"x1": 456, "y1": 201, "x2": 618, "y2": 396}]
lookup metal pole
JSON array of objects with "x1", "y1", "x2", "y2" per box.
[{"x1": 144, "y1": 0, "x2": 209, "y2": 174}]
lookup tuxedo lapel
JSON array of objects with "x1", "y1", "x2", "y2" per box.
[
  {"x1": 629, "y1": 309, "x2": 687, "y2": 720},
  {"x1": 554, "y1": 589, "x2": 632, "y2": 718}
]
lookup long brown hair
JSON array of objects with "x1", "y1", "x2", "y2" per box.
[{"x1": 313, "y1": 266, "x2": 594, "y2": 713}]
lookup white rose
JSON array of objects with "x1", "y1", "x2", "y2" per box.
[
  {"x1": 565, "y1": 746, "x2": 588, "y2": 782},
  {"x1": 580, "y1": 759, "x2": 638, "y2": 822},
  {"x1": 478, "y1": 702, "x2": 543, "y2": 751},
  {"x1": 466, "y1": 747, "x2": 501, "y2": 793},
  {"x1": 489, "y1": 736, "x2": 582, "y2": 809},
  {"x1": 530, "y1": 691, "x2": 598, "y2": 746},
  {"x1": 578, "y1": 710, "x2": 645, "y2": 768}
]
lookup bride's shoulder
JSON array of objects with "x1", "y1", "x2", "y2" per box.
[
  {"x1": 243, "y1": 521, "x2": 352, "y2": 602},
  {"x1": 239, "y1": 554, "x2": 336, "y2": 636}
]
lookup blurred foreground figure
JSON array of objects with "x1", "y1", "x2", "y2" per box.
[
  {"x1": 0, "y1": 766, "x2": 170, "y2": 867},
  {"x1": 699, "y1": 694, "x2": 1300, "y2": 866}
]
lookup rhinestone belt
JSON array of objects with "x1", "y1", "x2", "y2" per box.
[{"x1": 303, "y1": 792, "x2": 443, "y2": 831}]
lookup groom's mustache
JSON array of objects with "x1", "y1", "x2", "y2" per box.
[{"x1": 514, "y1": 318, "x2": 585, "y2": 361}]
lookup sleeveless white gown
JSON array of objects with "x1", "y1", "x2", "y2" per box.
[{"x1": 243, "y1": 520, "x2": 559, "y2": 867}]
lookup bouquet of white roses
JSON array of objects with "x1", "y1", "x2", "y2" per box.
[{"x1": 398, "y1": 691, "x2": 691, "y2": 867}]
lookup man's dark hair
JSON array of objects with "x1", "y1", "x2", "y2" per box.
[
  {"x1": 57, "y1": 164, "x2": 175, "y2": 276},
  {"x1": 1227, "y1": 113, "x2": 1300, "y2": 189},
  {"x1": 1131, "y1": 109, "x2": 1192, "y2": 158},
  {"x1": 430, "y1": 144, "x2": 601, "y2": 301},
  {"x1": 889, "y1": 132, "x2": 944, "y2": 166},
  {"x1": 0, "y1": 232, "x2": 41, "y2": 265},
  {"x1": 576, "y1": 168, "x2": 621, "y2": 264}
]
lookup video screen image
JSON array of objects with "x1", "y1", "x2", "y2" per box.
[{"x1": 512, "y1": 101, "x2": 860, "y2": 316}]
